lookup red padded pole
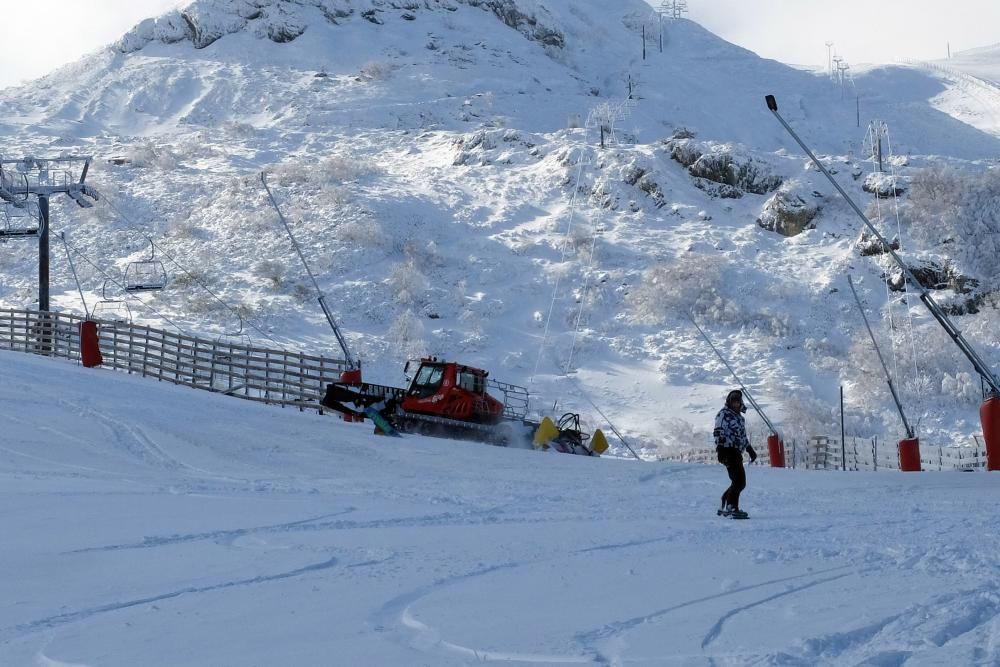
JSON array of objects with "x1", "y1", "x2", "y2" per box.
[
  {"x1": 79, "y1": 320, "x2": 102, "y2": 368},
  {"x1": 898, "y1": 437, "x2": 921, "y2": 472},
  {"x1": 766, "y1": 433, "x2": 785, "y2": 468},
  {"x1": 980, "y1": 395, "x2": 1000, "y2": 471}
]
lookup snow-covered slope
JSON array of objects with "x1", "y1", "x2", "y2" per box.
[
  {"x1": 1, "y1": 0, "x2": 999, "y2": 455},
  {"x1": 2, "y1": 349, "x2": 999, "y2": 666}
]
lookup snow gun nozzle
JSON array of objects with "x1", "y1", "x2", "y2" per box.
[{"x1": 765, "y1": 95, "x2": 778, "y2": 112}]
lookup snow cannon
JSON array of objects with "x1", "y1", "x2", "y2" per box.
[
  {"x1": 766, "y1": 433, "x2": 785, "y2": 468},
  {"x1": 898, "y1": 438, "x2": 921, "y2": 472},
  {"x1": 980, "y1": 393, "x2": 1000, "y2": 471}
]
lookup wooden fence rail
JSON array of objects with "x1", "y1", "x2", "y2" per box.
[{"x1": 0, "y1": 309, "x2": 351, "y2": 411}]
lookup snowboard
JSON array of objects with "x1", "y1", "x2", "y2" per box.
[{"x1": 365, "y1": 406, "x2": 401, "y2": 437}]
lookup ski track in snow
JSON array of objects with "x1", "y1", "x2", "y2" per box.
[
  {"x1": 370, "y1": 535, "x2": 860, "y2": 665},
  {"x1": 697, "y1": 572, "x2": 852, "y2": 649},
  {"x1": 0, "y1": 555, "x2": 343, "y2": 643},
  {"x1": 65, "y1": 509, "x2": 357, "y2": 554}
]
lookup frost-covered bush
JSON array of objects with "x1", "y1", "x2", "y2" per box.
[
  {"x1": 223, "y1": 120, "x2": 256, "y2": 138},
  {"x1": 253, "y1": 260, "x2": 287, "y2": 289},
  {"x1": 388, "y1": 310, "x2": 426, "y2": 359},
  {"x1": 124, "y1": 142, "x2": 178, "y2": 170},
  {"x1": 627, "y1": 255, "x2": 726, "y2": 324},
  {"x1": 359, "y1": 61, "x2": 392, "y2": 81},
  {"x1": 333, "y1": 217, "x2": 386, "y2": 247},
  {"x1": 319, "y1": 157, "x2": 366, "y2": 183},
  {"x1": 627, "y1": 254, "x2": 790, "y2": 336},
  {"x1": 656, "y1": 417, "x2": 712, "y2": 454},
  {"x1": 904, "y1": 166, "x2": 1000, "y2": 286},
  {"x1": 386, "y1": 259, "x2": 428, "y2": 306},
  {"x1": 170, "y1": 267, "x2": 212, "y2": 290}
]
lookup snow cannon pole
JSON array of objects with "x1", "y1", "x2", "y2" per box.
[
  {"x1": 846, "y1": 275, "x2": 915, "y2": 440},
  {"x1": 568, "y1": 375, "x2": 643, "y2": 461},
  {"x1": 766, "y1": 94, "x2": 1000, "y2": 469},
  {"x1": 261, "y1": 172, "x2": 358, "y2": 372},
  {"x1": 847, "y1": 274, "x2": 920, "y2": 470},
  {"x1": 686, "y1": 313, "x2": 784, "y2": 467}
]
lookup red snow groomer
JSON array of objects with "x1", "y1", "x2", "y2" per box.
[
  {"x1": 322, "y1": 357, "x2": 531, "y2": 443},
  {"x1": 321, "y1": 357, "x2": 608, "y2": 455}
]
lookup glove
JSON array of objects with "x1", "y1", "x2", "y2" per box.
[{"x1": 747, "y1": 446, "x2": 757, "y2": 463}]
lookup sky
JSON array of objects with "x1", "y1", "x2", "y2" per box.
[
  {"x1": 685, "y1": 0, "x2": 1000, "y2": 69},
  {"x1": 1, "y1": 0, "x2": 999, "y2": 88}
]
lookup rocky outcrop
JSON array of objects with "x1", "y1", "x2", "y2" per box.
[
  {"x1": 664, "y1": 134, "x2": 782, "y2": 199},
  {"x1": 116, "y1": 0, "x2": 563, "y2": 52},
  {"x1": 460, "y1": 0, "x2": 564, "y2": 48},
  {"x1": 862, "y1": 172, "x2": 905, "y2": 198},
  {"x1": 886, "y1": 261, "x2": 983, "y2": 314},
  {"x1": 756, "y1": 182, "x2": 819, "y2": 237}
]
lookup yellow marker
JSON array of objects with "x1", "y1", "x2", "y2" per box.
[
  {"x1": 590, "y1": 429, "x2": 609, "y2": 455},
  {"x1": 533, "y1": 416, "x2": 559, "y2": 448}
]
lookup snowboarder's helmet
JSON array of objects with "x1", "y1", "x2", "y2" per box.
[{"x1": 726, "y1": 389, "x2": 747, "y2": 413}]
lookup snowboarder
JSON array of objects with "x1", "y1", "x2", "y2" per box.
[{"x1": 714, "y1": 389, "x2": 756, "y2": 519}]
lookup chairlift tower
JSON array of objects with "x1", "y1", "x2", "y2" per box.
[{"x1": 0, "y1": 156, "x2": 99, "y2": 311}]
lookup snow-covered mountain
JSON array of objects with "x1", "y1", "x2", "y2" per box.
[{"x1": 2, "y1": 0, "x2": 1000, "y2": 455}]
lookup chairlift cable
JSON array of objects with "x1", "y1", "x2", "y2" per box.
[
  {"x1": 100, "y1": 193, "x2": 278, "y2": 345},
  {"x1": 565, "y1": 113, "x2": 609, "y2": 374},
  {"x1": 882, "y1": 126, "x2": 922, "y2": 386},
  {"x1": 58, "y1": 232, "x2": 187, "y2": 334},
  {"x1": 865, "y1": 122, "x2": 902, "y2": 386},
  {"x1": 530, "y1": 137, "x2": 590, "y2": 386}
]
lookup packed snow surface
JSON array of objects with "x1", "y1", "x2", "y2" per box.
[
  {"x1": 4, "y1": 0, "x2": 1000, "y2": 455},
  {"x1": 2, "y1": 349, "x2": 999, "y2": 666}
]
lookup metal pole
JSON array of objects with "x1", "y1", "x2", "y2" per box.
[
  {"x1": 840, "y1": 386, "x2": 846, "y2": 471},
  {"x1": 847, "y1": 275, "x2": 914, "y2": 438},
  {"x1": 261, "y1": 172, "x2": 356, "y2": 368},
  {"x1": 60, "y1": 231, "x2": 89, "y2": 318},
  {"x1": 765, "y1": 95, "x2": 1000, "y2": 394},
  {"x1": 687, "y1": 312, "x2": 781, "y2": 439},
  {"x1": 38, "y1": 194, "x2": 50, "y2": 312}
]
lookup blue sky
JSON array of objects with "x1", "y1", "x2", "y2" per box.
[{"x1": 1, "y1": 0, "x2": 998, "y2": 88}]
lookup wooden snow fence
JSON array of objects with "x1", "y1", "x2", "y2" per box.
[
  {"x1": 656, "y1": 435, "x2": 987, "y2": 472},
  {"x1": 802, "y1": 436, "x2": 987, "y2": 472},
  {"x1": 0, "y1": 308, "x2": 351, "y2": 411}
]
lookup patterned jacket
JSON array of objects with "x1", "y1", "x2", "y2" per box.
[{"x1": 714, "y1": 406, "x2": 749, "y2": 451}]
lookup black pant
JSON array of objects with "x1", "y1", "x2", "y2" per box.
[{"x1": 717, "y1": 446, "x2": 746, "y2": 510}]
